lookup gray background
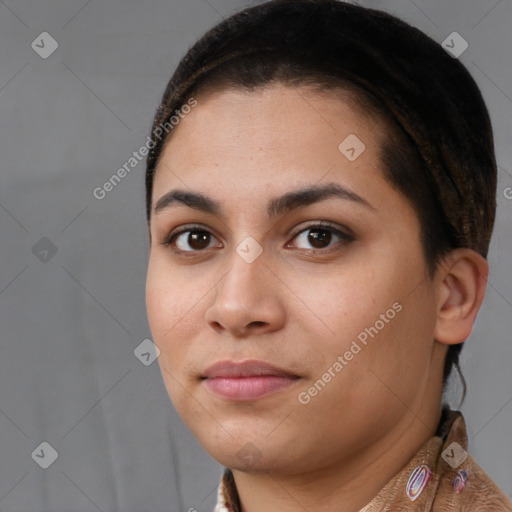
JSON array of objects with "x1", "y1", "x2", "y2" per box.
[{"x1": 1, "y1": 0, "x2": 511, "y2": 511}]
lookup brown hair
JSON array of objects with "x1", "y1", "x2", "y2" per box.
[{"x1": 145, "y1": 0, "x2": 497, "y2": 404}]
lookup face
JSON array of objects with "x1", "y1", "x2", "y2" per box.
[{"x1": 145, "y1": 84, "x2": 444, "y2": 475}]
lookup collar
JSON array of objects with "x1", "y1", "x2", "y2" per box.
[{"x1": 213, "y1": 406, "x2": 511, "y2": 511}]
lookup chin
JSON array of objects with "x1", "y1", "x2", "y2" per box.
[
  {"x1": 197, "y1": 424, "x2": 301, "y2": 473},
  {"x1": 211, "y1": 446, "x2": 287, "y2": 474}
]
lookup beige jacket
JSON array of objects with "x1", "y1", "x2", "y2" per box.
[{"x1": 214, "y1": 408, "x2": 511, "y2": 511}]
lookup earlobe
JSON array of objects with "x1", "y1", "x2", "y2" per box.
[{"x1": 434, "y1": 248, "x2": 489, "y2": 346}]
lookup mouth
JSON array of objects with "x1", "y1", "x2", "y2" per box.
[{"x1": 201, "y1": 360, "x2": 301, "y2": 401}]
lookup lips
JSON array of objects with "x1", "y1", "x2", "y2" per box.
[
  {"x1": 202, "y1": 360, "x2": 297, "y2": 379},
  {"x1": 201, "y1": 360, "x2": 301, "y2": 400}
]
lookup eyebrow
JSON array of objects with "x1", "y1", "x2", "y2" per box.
[{"x1": 153, "y1": 182, "x2": 375, "y2": 218}]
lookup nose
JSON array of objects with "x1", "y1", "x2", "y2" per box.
[{"x1": 204, "y1": 248, "x2": 286, "y2": 338}]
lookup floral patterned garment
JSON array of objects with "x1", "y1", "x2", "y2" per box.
[{"x1": 214, "y1": 407, "x2": 512, "y2": 511}]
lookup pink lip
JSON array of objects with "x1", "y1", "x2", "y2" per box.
[{"x1": 202, "y1": 360, "x2": 301, "y2": 401}]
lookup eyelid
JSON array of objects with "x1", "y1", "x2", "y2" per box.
[
  {"x1": 160, "y1": 223, "x2": 222, "y2": 250},
  {"x1": 286, "y1": 220, "x2": 354, "y2": 250},
  {"x1": 160, "y1": 220, "x2": 354, "y2": 255}
]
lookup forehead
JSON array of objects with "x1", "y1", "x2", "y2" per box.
[{"x1": 153, "y1": 84, "x2": 387, "y2": 192}]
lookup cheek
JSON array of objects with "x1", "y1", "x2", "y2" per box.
[
  {"x1": 345, "y1": 282, "x2": 437, "y2": 413},
  {"x1": 292, "y1": 259, "x2": 435, "y2": 388},
  {"x1": 146, "y1": 268, "x2": 176, "y2": 342},
  {"x1": 146, "y1": 263, "x2": 202, "y2": 411},
  {"x1": 291, "y1": 265, "x2": 388, "y2": 342},
  {"x1": 145, "y1": 258, "x2": 205, "y2": 361}
]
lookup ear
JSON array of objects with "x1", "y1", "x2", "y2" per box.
[{"x1": 434, "y1": 248, "x2": 489, "y2": 345}]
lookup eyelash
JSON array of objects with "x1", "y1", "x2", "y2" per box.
[
  {"x1": 288, "y1": 221, "x2": 354, "y2": 253},
  {"x1": 160, "y1": 221, "x2": 354, "y2": 256}
]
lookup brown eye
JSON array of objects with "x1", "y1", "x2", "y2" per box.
[
  {"x1": 290, "y1": 223, "x2": 353, "y2": 251},
  {"x1": 307, "y1": 228, "x2": 333, "y2": 249},
  {"x1": 172, "y1": 229, "x2": 218, "y2": 252}
]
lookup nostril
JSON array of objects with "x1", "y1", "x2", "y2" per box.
[{"x1": 208, "y1": 321, "x2": 224, "y2": 334}]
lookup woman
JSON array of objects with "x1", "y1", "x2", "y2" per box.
[{"x1": 144, "y1": 0, "x2": 511, "y2": 510}]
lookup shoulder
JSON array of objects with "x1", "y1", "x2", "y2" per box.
[
  {"x1": 433, "y1": 453, "x2": 511, "y2": 511},
  {"x1": 432, "y1": 411, "x2": 511, "y2": 512}
]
